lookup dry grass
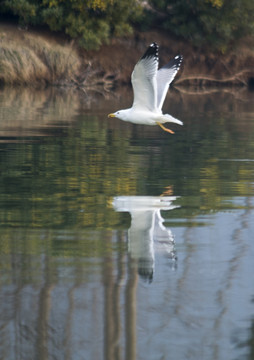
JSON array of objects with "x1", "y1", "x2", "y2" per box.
[{"x1": 0, "y1": 26, "x2": 81, "y2": 86}]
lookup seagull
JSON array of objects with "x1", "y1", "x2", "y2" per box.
[{"x1": 108, "y1": 42, "x2": 183, "y2": 134}]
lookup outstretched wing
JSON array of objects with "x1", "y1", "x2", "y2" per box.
[
  {"x1": 131, "y1": 43, "x2": 159, "y2": 112},
  {"x1": 156, "y1": 55, "x2": 183, "y2": 111}
]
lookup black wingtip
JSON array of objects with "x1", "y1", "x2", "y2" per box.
[
  {"x1": 163, "y1": 54, "x2": 183, "y2": 71},
  {"x1": 141, "y1": 42, "x2": 159, "y2": 60},
  {"x1": 174, "y1": 55, "x2": 183, "y2": 70}
]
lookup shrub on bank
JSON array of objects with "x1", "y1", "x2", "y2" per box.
[
  {"x1": 1, "y1": 0, "x2": 142, "y2": 49},
  {"x1": 147, "y1": 0, "x2": 254, "y2": 52},
  {"x1": 0, "y1": 0, "x2": 253, "y2": 51}
]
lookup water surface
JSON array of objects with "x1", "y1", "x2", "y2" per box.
[{"x1": 0, "y1": 86, "x2": 254, "y2": 360}]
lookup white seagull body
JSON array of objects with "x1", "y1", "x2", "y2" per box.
[{"x1": 108, "y1": 42, "x2": 183, "y2": 134}]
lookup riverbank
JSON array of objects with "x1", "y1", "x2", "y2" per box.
[
  {"x1": 84, "y1": 29, "x2": 254, "y2": 88},
  {"x1": 0, "y1": 22, "x2": 254, "y2": 89}
]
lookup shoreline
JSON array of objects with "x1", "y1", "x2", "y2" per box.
[{"x1": 0, "y1": 22, "x2": 254, "y2": 89}]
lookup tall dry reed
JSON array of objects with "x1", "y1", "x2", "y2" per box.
[{"x1": 0, "y1": 29, "x2": 81, "y2": 86}]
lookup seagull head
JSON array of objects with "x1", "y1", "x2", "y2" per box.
[{"x1": 108, "y1": 109, "x2": 130, "y2": 121}]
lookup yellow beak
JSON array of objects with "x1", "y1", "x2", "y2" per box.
[{"x1": 108, "y1": 113, "x2": 116, "y2": 118}]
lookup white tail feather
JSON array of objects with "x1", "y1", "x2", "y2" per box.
[{"x1": 159, "y1": 114, "x2": 183, "y2": 126}]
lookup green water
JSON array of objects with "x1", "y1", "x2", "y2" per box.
[{"x1": 0, "y1": 86, "x2": 254, "y2": 360}]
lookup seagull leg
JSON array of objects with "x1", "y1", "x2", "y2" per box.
[{"x1": 156, "y1": 122, "x2": 175, "y2": 134}]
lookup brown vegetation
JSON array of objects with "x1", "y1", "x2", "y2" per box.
[
  {"x1": 0, "y1": 23, "x2": 254, "y2": 89},
  {"x1": 0, "y1": 23, "x2": 81, "y2": 86},
  {"x1": 83, "y1": 30, "x2": 254, "y2": 88}
]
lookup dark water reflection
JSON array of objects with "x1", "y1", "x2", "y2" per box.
[{"x1": 0, "y1": 86, "x2": 254, "y2": 359}]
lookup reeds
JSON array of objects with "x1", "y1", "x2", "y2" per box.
[{"x1": 0, "y1": 29, "x2": 81, "y2": 86}]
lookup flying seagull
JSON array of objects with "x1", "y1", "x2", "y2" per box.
[{"x1": 108, "y1": 42, "x2": 183, "y2": 134}]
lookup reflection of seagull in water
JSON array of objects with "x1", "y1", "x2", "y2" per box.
[
  {"x1": 108, "y1": 42, "x2": 183, "y2": 134},
  {"x1": 112, "y1": 196, "x2": 179, "y2": 282}
]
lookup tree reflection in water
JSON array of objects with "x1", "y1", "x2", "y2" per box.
[{"x1": 0, "y1": 87, "x2": 254, "y2": 359}]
